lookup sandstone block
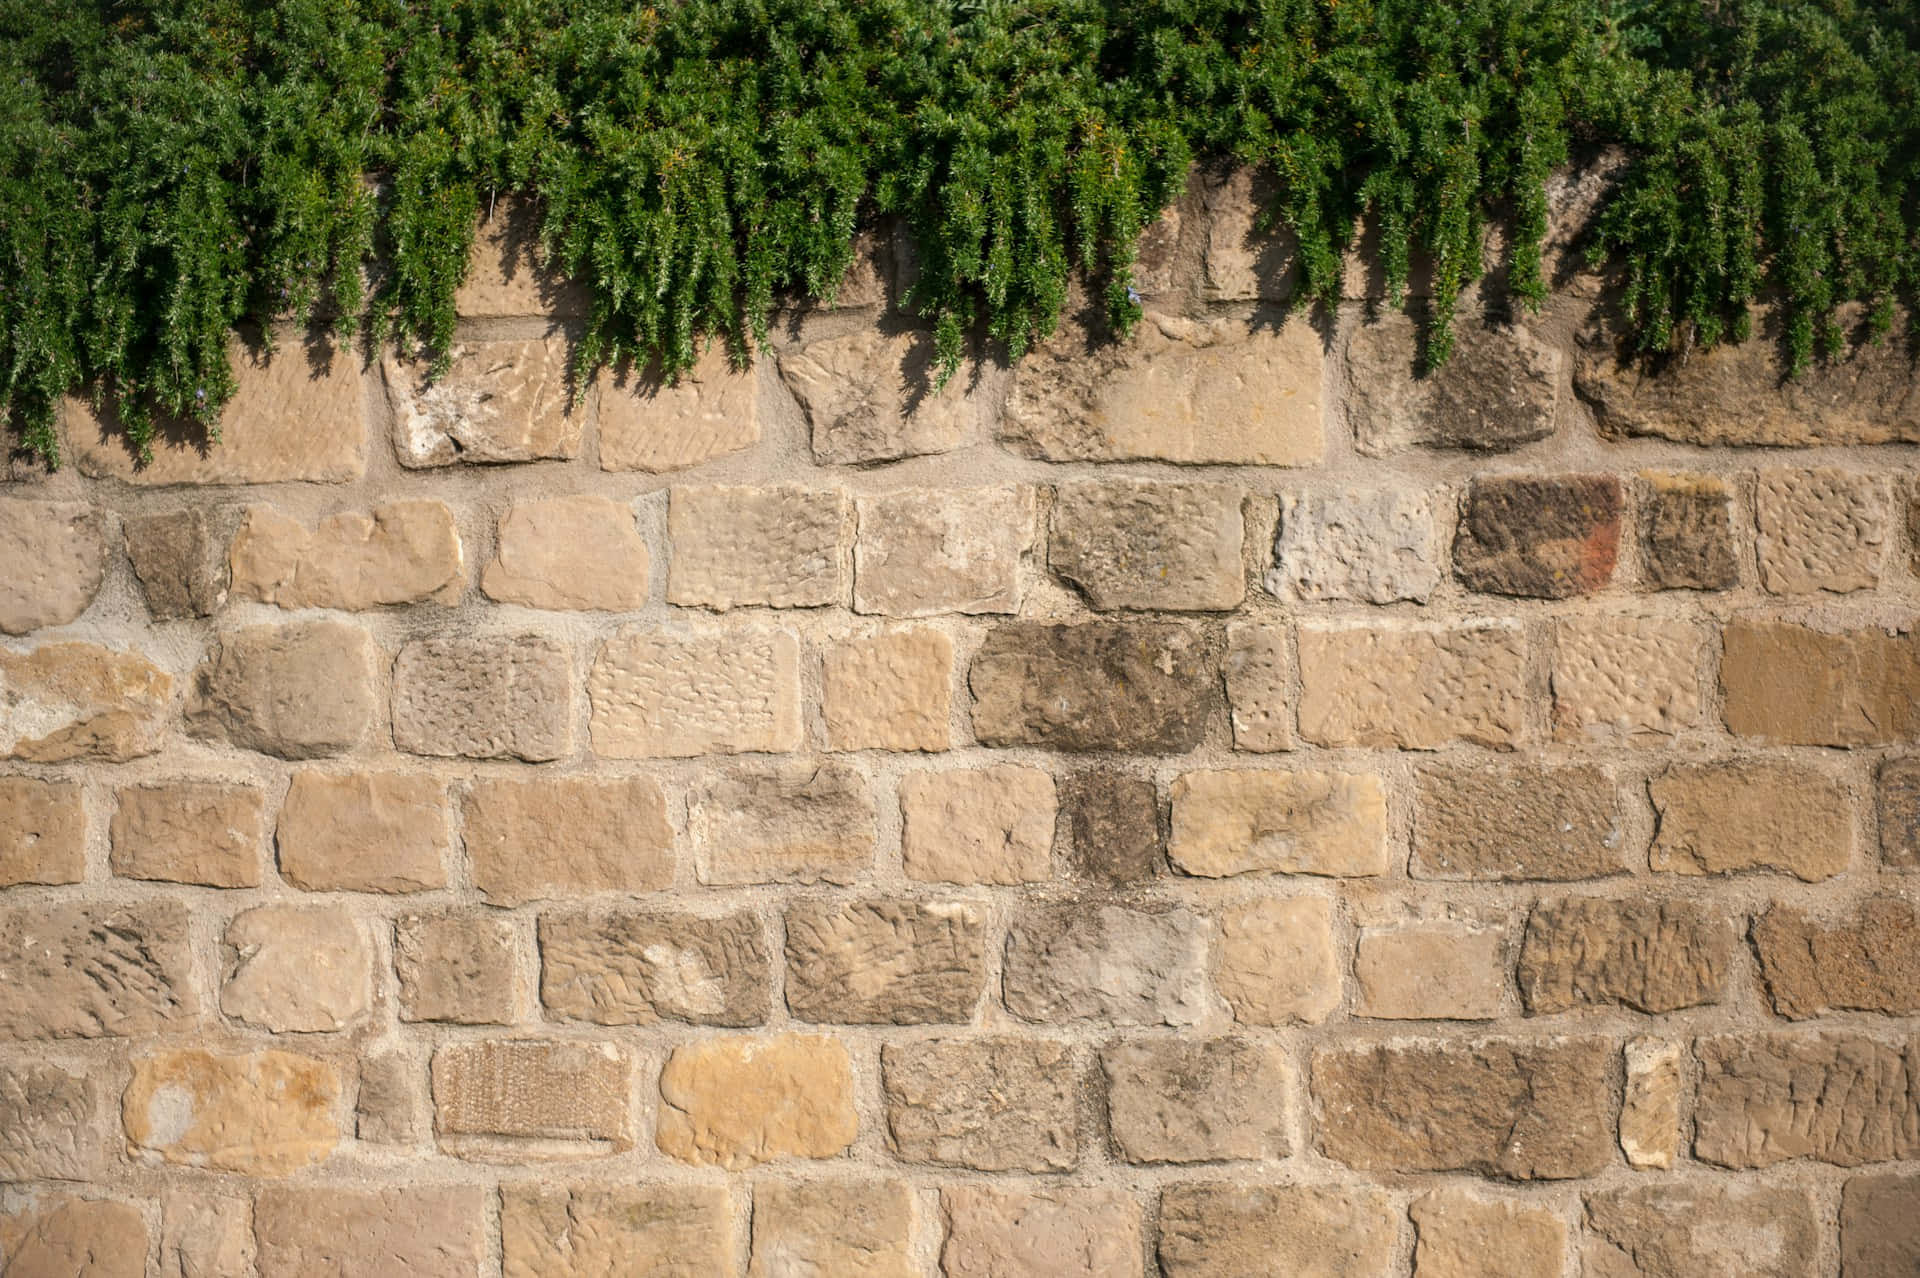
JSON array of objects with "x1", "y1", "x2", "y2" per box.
[
  {"x1": 1842, "y1": 1173, "x2": 1920, "y2": 1278},
  {"x1": 590, "y1": 627, "x2": 802, "y2": 757},
  {"x1": 1454, "y1": 473, "x2": 1622, "y2": 597},
  {"x1": 356, "y1": 1050, "x2": 426, "y2": 1145},
  {"x1": 1346, "y1": 312, "x2": 1562, "y2": 454},
  {"x1": 124, "y1": 1048, "x2": 340, "y2": 1174},
  {"x1": 109, "y1": 780, "x2": 265, "y2": 887},
  {"x1": 1412, "y1": 762, "x2": 1626, "y2": 880},
  {"x1": 667, "y1": 484, "x2": 848, "y2": 608},
  {"x1": 1313, "y1": 1036, "x2": 1615, "y2": 1178},
  {"x1": 1581, "y1": 1183, "x2": 1818, "y2": 1278},
  {"x1": 186, "y1": 621, "x2": 377, "y2": 758},
  {"x1": 503, "y1": 1184, "x2": 733, "y2": 1278},
  {"x1": 1200, "y1": 167, "x2": 1295, "y2": 300},
  {"x1": 433, "y1": 1039, "x2": 634, "y2": 1159},
  {"x1": 0, "y1": 901, "x2": 196, "y2": 1038},
  {"x1": 229, "y1": 500, "x2": 464, "y2": 608},
  {"x1": 1057, "y1": 769, "x2": 1163, "y2": 885},
  {"x1": 0, "y1": 500, "x2": 105, "y2": 633},
  {"x1": 1752, "y1": 899, "x2": 1920, "y2": 1018},
  {"x1": 1157, "y1": 1183, "x2": 1397, "y2": 1278},
  {"x1": 1168, "y1": 769, "x2": 1388, "y2": 877},
  {"x1": 540, "y1": 909, "x2": 769, "y2": 1026},
  {"x1": 1647, "y1": 760, "x2": 1852, "y2": 880},
  {"x1": 969, "y1": 621, "x2": 1219, "y2": 752},
  {"x1": 158, "y1": 1189, "x2": 253, "y2": 1278},
  {"x1": 464, "y1": 775, "x2": 674, "y2": 906},
  {"x1": 1518, "y1": 897, "x2": 1730, "y2": 1014},
  {"x1": 1, "y1": 642, "x2": 173, "y2": 762},
  {"x1": 1355, "y1": 922, "x2": 1506, "y2": 1019},
  {"x1": 1410, "y1": 1188, "x2": 1567, "y2": 1278},
  {"x1": 1224, "y1": 621, "x2": 1292, "y2": 751},
  {"x1": 1297, "y1": 622, "x2": 1527, "y2": 749},
  {"x1": 396, "y1": 911, "x2": 520, "y2": 1024},
  {"x1": 391, "y1": 633, "x2": 571, "y2": 761},
  {"x1": 656, "y1": 1034, "x2": 857, "y2": 1168},
  {"x1": 1004, "y1": 904, "x2": 1216, "y2": 1026},
  {"x1": 455, "y1": 201, "x2": 587, "y2": 317},
  {"x1": 598, "y1": 343, "x2": 760, "y2": 472},
  {"x1": 255, "y1": 1186, "x2": 488, "y2": 1278},
  {"x1": 882, "y1": 1037, "x2": 1078, "y2": 1172},
  {"x1": 690, "y1": 762, "x2": 875, "y2": 885},
  {"x1": 125, "y1": 508, "x2": 226, "y2": 618},
  {"x1": 779, "y1": 328, "x2": 996, "y2": 463},
  {"x1": 1620, "y1": 1036, "x2": 1682, "y2": 1170},
  {"x1": 221, "y1": 906, "x2": 371, "y2": 1033},
  {"x1": 386, "y1": 336, "x2": 579, "y2": 466},
  {"x1": 751, "y1": 1179, "x2": 916, "y2": 1278},
  {"x1": 1755, "y1": 467, "x2": 1889, "y2": 593},
  {"x1": 786, "y1": 898, "x2": 984, "y2": 1024},
  {"x1": 277, "y1": 770, "x2": 449, "y2": 892},
  {"x1": 1879, "y1": 757, "x2": 1920, "y2": 868},
  {"x1": 1268, "y1": 487, "x2": 1441, "y2": 603},
  {"x1": 0, "y1": 776, "x2": 85, "y2": 887},
  {"x1": 940, "y1": 1186, "x2": 1143, "y2": 1278},
  {"x1": 1101, "y1": 1037, "x2": 1289, "y2": 1163},
  {"x1": 0, "y1": 1062, "x2": 105, "y2": 1180},
  {"x1": 823, "y1": 628, "x2": 953, "y2": 750},
  {"x1": 1551, "y1": 615, "x2": 1704, "y2": 740},
  {"x1": 1640, "y1": 471, "x2": 1738, "y2": 590},
  {"x1": 900, "y1": 764, "x2": 1056, "y2": 884},
  {"x1": 1693, "y1": 1032, "x2": 1920, "y2": 1168},
  {"x1": 1215, "y1": 896, "x2": 1340, "y2": 1025},
  {"x1": 1048, "y1": 479, "x2": 1246, "y2": 611},
  {"x1": 0, "y1": 1196, "x2": 147, "y2": 1278},
  {"x1": 854, "y1": 486, "x2": 1032, "y2": 616},
  {"x1": 482, "y1": 495, "x2": 650, "y2": 610},
  {"x1": 1721, "y1": 619, "x2": 1920, "y2": 746}
]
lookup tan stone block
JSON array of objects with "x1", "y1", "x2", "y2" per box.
[
  {"x1": 229, "y1": 500, "x2": 464, "y2": 608},
  {"x1": 397, "y1": 911, "x2": 521, "y2": 1024},
  {"x1": 123, "y1": 1048, "x2": 340, "y2": 1175},
  {"x1": 1355, "y1": 923, "x2": 1506, "y2": 1019},
  {"x1": 0, "y1": 500, "x2": 106, "y2": 633},
  {"x1": 1225, "y1": 621, "x2": 1293, "y2": 751},
  {"x1": 1004, "y1": 904, "x2": 1216, "y2": 1026},
  {"x1": 1058, "y1": 769, "x2": 1164, "y2": 885},
  {"x1": 1297, "y1": 622, "x2": 1528, "y2": 749},
  {"x1": 780, "y1": 329, "x2": 997, "y2": 464},
  {"x1": 158, "y1": 1189, "x2": 253, "y2": 1278},
  {"x1": 854, "y1": 486, "x2": 1032, "y2": 616},
  {"x1": 503, "y1": 1184, "x2": 734, "y2": 1278},
  {"x1": 1641, "y1": 470, "x2": 1738, "y2": 590},
  {"x1": 589, "y1": 627, "x2": 802, "y2": 757},
  {"x1": 385, "y1": 336, "x2": 579, "y2": 466},
  {"x1": 900, "y1": 765, "x2": 1055, "y2": 884},
  {"x1": 186, "y1": 621, "x2": 378, "y2": 759},
  {"x1": 1158, "y1": 1183, "x2": 1397, "y2": 1278},
  {"x1": 1751, "y1": 898, "x2": 1920, "y2": 1017},
  {"x1": 482, "y1": 495, "x2": 649, "y2": 610},
  {"x1": 882, "y1": 1037, "x2": 1078, "y2": 1172},
  {"x1": 1756, "y1": 467, "x2": 1889, "y2": 593},
  {"x1": 1169, "y1": 769, "x2": 1388, "y2": 877},
  {"x1": 432, "y1": 1039, "x2": 634, "y2": 1159},
  {"x1": 690, "y1": 761, "x2": 875, "y2": 885},
  {"x1": 1200, "y1": 167, "x2": 1296, "y2": 301},
  {"x1": 125, "y1": 507, "x2": 227, "y2": 619},
  {"x1": 255, "y1": 1186, "x2": 488, "y2": 1278},
  {"x1": 1582, "y1": 1183, "x2": 1819, "y2": 1278},
  {"x1": 969, "y1": 620, "x2": 1220, "y2": 753},
  {"x1": 598, "y1": 344, "x2": 760, "y2": 472},
  {"x1": 1215, "y1": 896, "x2": 1339, "y2": 1025},
  {"x1": 751, "y1": 1179, "x2": 916, "y2": 1278},
  {"x1": 1620, "y1": 1036, "x2": 1682, "y2": 1170},
  {"x1": 657, "y1": 1034, "x2": 857, "y2": 1168},
  {"x1": 391, "y1": 633, "x2": 572, "y2": 761},
  {"x1": 1518, "y1": 897, "x2": 1731, "y2": 1013},
  {"x1": 1101, "y1": 1037, "x2": 1289, "y2": 1164},
  {"x1": 454, "y1": 201, "x2": 586, "y2": 317},
  {"x1": 1842, "y1": 1173, "x2": 1920, "y2": 1278},
  {"x1": 1721, "y1": 619, "x2": 1920, "y2": 746},
  {"x1": 1413, "y1": 762, "x2": 1627, "y2": 880},
  {"x1": 1, "y1": 642, "x2": 173, "y2": 762},
  {"x1": 356, "y1": 1050, "x2": 426, "y2": 1145},
  {"x1": 540, "y1": 909, "x2": 770, "y2": 1026},
  {"x1": 1346, "y1": 313, "x2": 1563, "y2": 455},
  {"x1": 0, "y1": 777, "x2": 85, "y2": 887},
  {"x1": 221, "y1": 906, "x2": 371, "y2": 1033},
  {"x1": 1552, "y1": 615, "x2": 1705, "y2": 740},
  {"x1": 786, "y1": 898, "x2": 984, "y2": 1024},
  {"x1": 1269, "y1": 487, "x2": 1441, "y2": 602},
  {"x1": 0, "y1": 1062, "x2": 107, "y2": 1180},
  {"x1": 276, "y1": 770, "x2": 449, "y2": 893},
  {"x1": 667, "y1": 484, "x2": 849, "y2": 608},
  {"x1": 1648, "y1": 760, "x2": 1853, "y2": 880},
  {"x1": 823, "y1": 628, "x2": 952, "y2": 751},
  {"x1": 0, "y1": 901, "x2": 196, "y2": 1038},
  {"x1": 1694, "y1": 1032, "x2": 1920, "y2": 1168},
  {"x1": 1049, "y1": 479, "x2": 1246, "y2": 611},
  {"x1": 1410, "y1": 1188, "x2": 1567, "y2": 1278},
  {"x1": 464, "y1": 775, "x2": 673, "y2": 906},
  {"x1": 941, "y1": 1186, "x2": 1144, "y2": 1278},
  {"x1": 0, "y1": 1196, "x2": 147, "y2": 1278},
  {"x1": 110, "y1": 780, "x2": 265, "y2": 887}
]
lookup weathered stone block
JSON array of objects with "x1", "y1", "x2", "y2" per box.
[
  {"x1": 1057, "y1": 769, "x2": 1163, "y2": 885},
  {"x1": 1879, "y1": 757, "x2": 1920, "y2": 868},
  {"x1": 854, "y1": 486, "x2": 1032, "y2": 616},
  {"x1": 1200, "y1": 167, "x2": 1295, "y2": 301},
  {"x1": 540, "y1": 909, "x2": 769, "y2": 1026},
  {"x1": 1454, "y1": 473, "x2": 1622, "y2": 597},
  {"x1": 464, "y1": 775, "x2": 673, "y2": 906},
  {"x1": 158, "y1": 1189, "x2": 253, "y2": 1278},
  {"x1": 433, "y1": 1039, "x2": 634, "y2": 1159},
  {"x1": 229, "y1": 500, "x2": 464, "y2": 608},
  {"x1": 882, "y1": 1037, "x2": 1078, "y2": 1172},
  {"x1": 1412, "y1": 762, "x2": 1626, "y2": 880},
  {"x1": 1620, "y1": 1036, "x2": 1682, "y2": 1170},
  {"x1": 2, "y1": 642, "x2": 173, "y2": 762},
  {"x1": 786, "y1": 898, "x2": 984, "y2": 1024},
  {"x1": 1752, "y1": 899, "x2": 1920, "y2": 1018},
  {"x1": 656, "y1": 1034, "x2": 857, "y2": 1168},
  {"x1": 1552, "y1": 615, "x2": 1704, "y2": 740},
  {"x1": 110, "y1": 780, "x2": 265, "y2": 887},
  {"x1": 590, "y1": 627, "x2": 802, "y2": 757},
  {"x1": 0, "y1": 500, "x2": 105, "y2": 633},
  {"x1": 1215, "y1": 896, "x2": 1339, "y2": 1025},
  {"x1": 356, "y1": 1050, "x2": 426, "y2": 1146},
  {"x1": 940, "y1": 1187, "x2": 1143, "y2": 1278},
  {"x1": 187, "y1": 621, "x2": 378, "y2": 758},
  {"x1": 126, "y1": 507, "x2": 226, "y2": 618},
  {"x1": 396, "y1": 911, "x2": 520, "y2": 1024},
  {"x1": 124, "y1": 1049, "x2": 339, "y2": 1174},
  {"x1": 1224, "y1": 621, "x2": 1292, "y2": 751},
  {"x1": 386, "y1": 337, "x2": 579, "y2": 466},
  {"x1": 1843, "y1": 1173, "x2": 1920, "y2": 1278},
  {"x1": 221, "y1": 905, "x2": 371, "y2": 1033},
  {"x1": 1581, "y1": 1183, "x2": 1819, "y2": 1278},
  {"x1": 1168, "y1": 769, "x2": 1388, "y2": 877},
  {"x1": 0, "y1": 1062, "x2": 105, "y2": 1180},
  {"x1": 455, "y1": 201, "x2": 587, "y2": 317},
  {"x1": 391, "y1": 633, "x2": 572, "y2": 761},
  {"x1": 1354, "y1": 922, "x2": 1506, "y2": 1020},
  {"x1": 1101, "y1": 1037, "x2": 1289, "y2": 1163},
  {"x1": 779, "y1": 329, "x2": 998, "y2": 463},
  {"x1": 0, "y1": 776, "x2": 85, "y2": 887},
  {"x1": 1694, "y1": 1032, "x2": 1920, "y2": 1168},
  {"x1": 1268, "y1": 488, "x2": 1441, "y2": 603},
  {"x1": 901, "y1": 764, "x2": 1056, "y2": 884},
  {"x1": 1518, "y1": 897, "x2": 1730, "y2": 1013},
  {"x1": 0, "y1": 901, "x2": 196, "y2": 1038},
  {"x1": 751, "y1": 1180, "x2": 916, "y2": 1278},
  {"x1": 1004, "y1": 904, "x2": 1215, "y2": 1026},
  {"x1": 1640, "y1": 470, "x2": 1738, "y2": 590},
  {"x1": 1648, "y1": 760, "x2": 1852, "y2": 880},
  {"x1": 1755, "y1": 467, "x2": 1888, "y2": 593},
  {"x1": 503, "y1": 1184, "x2": 733, "y2": 1278},
  {"x1": 0, "y1": 1196, "x2": 148, "y2": 1278},
  {"x1": 1157, "y1": 1183, "x2": 1397, "y2": 1278},
  {"x1": 667, "y1": 484, "x2": 849, "y2": 608},
  {"x1": 482, "y1": 494, "x2": 649, "y2": 610},
  {"x1": 1721, "y1": 619, "x2": 1920, "y2": 746},
  {"x1": 277, "y1": 770, "x2": 449, "y2": 892},
  {"x1": 1410, "y1": 1189, "x2": 1567, "y2": 1278},
  {"x1": 1346, "y1": 312, "x2": 1563, "y2": 454},
  {"x1": 1298, "y1": 622, "x2": 1527, "y2": 749},
  {"x1": 598, "y1": 344, "x2": 760, "y2": 472},
  {"x1": 255, "y1": 1186, "x2": 487, "y2": 1278},
  {"x1": 690, "y1": 762, "x2": 876, "y2": 885},
  {"x1": 970, "y1": 621, "x2": 1219, "y2": 752},
  {"x1": 1048, "y1": 479, "x2": 1246, "y2": 611},
  {"x1": 823, "y1": 628, "x2": 953, "y2": 750}
]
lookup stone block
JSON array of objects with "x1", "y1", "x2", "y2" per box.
[
  {"x1": 124, "y1": 1048, "x2": 339, "y2": 1175},
  {"x1": 970, "y1": 620, "x2": 1219, "y2": 752},
  {"x1": 391, "y1": 633, "x2": 572, "y2": 761},
  {"x1": 229, "y1": 500, "x2": 464, "y2": 608},
  {"x1": 822, "y1": 628, "x2": 953, "y2": 751},
  {"x1": 1168, "y1": 769, "x2": 1388, "y2": 877},
  {"x1": 667, "y1": 484, "x2": 848, "y2": 609},
  {"x1": 464, "y1": 775, "x2": 674, "y2": 906},
  {"x1": 900, "y1": 764, "x2": 1056, "y2": 884},
  {"x1": 854, "y1": 486, "x2": 1031, "y2": 616},
  {"x1": 1048, "y1": 479, "x2": 1246, "y2": 611},
  {"x1": 482, "y1": 495, "x2": 650, "y2": 610},
  {"x1": 0, "y1": 499, "x2": 105, "y2": 633},
  {"x1": 1453, "y1": 473, "x2": 1622, "y2": 598},
  {"x1": 186, "y1": 621, "x2": 378, "y2": 758},
  {"x1": 785, "y1": 898, "x2": 984, "y2": 1024},
  {"x1": 110, "y1": 780, "x2": 265, "y2": 887},
  {"x1": 540, "y1": 909, "x2": 770, "y2": 1026},
  {"x1": 589, "y1": 627, "x2": 802, "y2": 757},
  {"x1": 690, "y1": 762, "x2": 876, "y2": 885},
  {"x1": 656, "y1": 1034, "x2": 857, "y2": 1168}
]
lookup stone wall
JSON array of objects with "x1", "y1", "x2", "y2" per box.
[{"x1": 2, "y1": 170, "x2": 1918, "y2": 1276}]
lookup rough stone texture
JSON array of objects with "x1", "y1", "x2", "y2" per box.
[
  {"x1": 125, "y1": 507, "x2": 226, "y2": 618},
  {"x1": 690, "y1": 762, "x2": 876, "y2": 885},
  {"x1": 1621, "y1": 1037, "x2": 1682, "y2": 1170},
  {"x1": 455, "y1": 201, "x2": 587, "y2": 317},
  {"x1": 822, "y1": 628, "x2": 953, "y2": 751},
  {"x1": 0, "y1": 901, "x2": 197, "y2": 1038},
  {"x1": 779, "y1": 329, "x2": 997, "y2": 464},
  {"x1": 1215, "y1": 896, "x2": 1340, "y2": 1026},
  {"x1": 1200, "y1": 168, "x2": 1295, "y2": 301},
  {"x1": 598, "y1": 344, "x2": 760, "y2": 472},
  {"x1": 900, "y1": 764, "x2": 1056, "y2": 884},
  {"x1": 254, "y1": 1186, "x2": 489, "y2": 1278},
  {"x1": 882, "y1": 1037, "x2": 1078, "y2": 1172},
  {"x1": 1313, "y1": 1037, "x2": 1615, "y2": 1178},
  {"x1": 0, "y1": 776, "x2": 85, "y2": 887},
  {"x1": 656, "y1": 1035, "x2": 857, "y2": 1169},
  {"x1": 1168, "y1": 769, "x2": 1389, "y2": 878},
  {"x1": 969, "y1": 621, "x2": 1219, "y2": 752},
  {"x1": 1, "y1": 642, "x2": 173, "y2": 762},
  {"x1": 1581, "y1": 1183, "x2": 1820, "y2": 1278},
  {"x1": 1721, "y1": 618, "x2": 1920, "y2": 746},
  {"x1": 541, "y1": 909, "x2": 770, "y2": 1026},
  {"x1": 229, "y1": 500, "x2": 464, "y2": 609},
  {"x1": 1297, "y1": 623, "x2": 1528, "y2": 749},
  {"x1": 1752, "y1": 899, "x2": 1920, "y2": 1018},
  {"x1": 123, "y1": 1049, "x2": 339, "y2": 1174},
  {"x1": 590, "y1": 627, "x2": 802, "y2": 757},
  {"x1": 1355, "y1": 923, "x2": 1506, "y2": 1020},
  {"x1": 1647, "y1": 760, "x2": 1853, "y2": 881},
  {"x1": 464, "y1": 775, "x2": 674, "y2": 906},
  {"x1": 751, "y1": 1180, "x2": 915, "y2": 1278},
  {"x1": 1755, "y1": 467, "x2": 1888, "y2": 593},
  {"x1": 1346, "y1": 312, "x2": 1563, "y2": 455},
  {"x1": 854, "y1": 486, "x2": 1032, "y2": 616},
  {"x1": 502, "y1": 1184, "x2": 733, "y2": 1278},
  {"x1": 1454, "y1": 474, "x2": 1622, "y2": 598},
  {"x1": 1101, "y1": 1037, "x2": 1289, "y2": 1163},
  {"x1": 1552, "y1": 615, "x2": 1705, "y2": 740},
  {"x1": 186, "y1": 621, "x2": 377, "y2": 759},
  {"x1": 481, "y1": 494, "x2": 649, "y2": 610},
  {"x1": 385, "y1": 337, "x2": 579, "y2": 466},
  {"x1": 432, "y1": 1039, "x2": 634, "y2": 1159},
  {"x1": 1002, "y1": 312, "x2": 1324, "y2": 465},
  {"x1": 1157, "y1": 1183, "x2": 1398, "y2": 1278},
  {"x1": 1518, "y1": 897, "x2": 1731, "y2": 1014},
  {"x1": 396, "y1": 911, "x2": 520, "y2": 1024},
  {"x1": 356, "y1": 1051, "x2": 426, "y2": 1146},
  {"x1": 1003, "y1": 903, "x2": 1215, "y2": 1026},
  {"x1": 667, "y1": 484, "x2": 849, "y2": 609},
  {"x1": 1048, "y1": 479, "x2": 1246, "y2": 611},
  {"x1": 109, "y1": 780, "x2": 265, "y2": 888},
  {"x1": 276, "y1": 770, "x2": 449, "y2": 893},
  {"x1": 158, "y1": 1189, "x2": 253, "y2": 1278},
  {"x1": 0, "y1": 500, "x2": 106, "y2": 633},
  {"x1": 1641, "y1": 471, "x2": 1739, "y2": 590},
  {"x1": 391, "y1": 633, "x2": 571, "y2": 761},
  {"x1": 1268, "y1": 488, "x2": 1441, "y2": 603},
  {"x1": 1842, "y1": 1173, "x2": 1920, "y2": 1278},
  {"x1": 1879, "y1": 756, "x2": 1920, "y2": 868},
  {"x1": 1223, "y1": 621, "x2": 1292, "y2": 751},
  {"x1": 0, "y1": 1196, "x2": 147, "y2": 1278},
  {"x1": 940, "y1": 1187, "x2": 1143, "y2": 1278},
  {"x1": 786, "y1": 898, "x2": 985, "y2": 1024},
  {"x1": 0, "y1": 1062, "x2": 106, "y2": 1180},
  {"x1": 1409, "y1": 1188, "x2": 1567, "y2": 1278},
  {"x1": 1057, "y1": 769, "x2": 1163, "y2": 885},
  {"x1": 221, "y1": 906, "x2": 371, "y2": 1033},
  {"x1": 1694, "y1": 1032, "x2": 1920, "y2": 1168}
]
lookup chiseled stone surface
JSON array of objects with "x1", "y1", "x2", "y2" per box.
[
  {"x1": 1355, "y1": 922, "x2": 1506, "y2": 1020},
  {"x1": 1157, "y1": 1183, "x2": 1397, "y2": 1278},
  {"x1": 590, "y1": 627, "x2": 802, "y2": 757},
  {"x1": 598, "y1": 344, "x2": 760, "y2": 472},
  {"x1": 1842, "y1": 1173, "x2": 1920, "y2": 1278},
  {"x1": 541, "y1": 909, "x2": 770, "y2": 1026},
  {"x1": 1453, "y1": 473, "x2": 1622, "y2": 598},
  {"x1": 1552, "y1": 614, "x2": 1704, "y2": 741},
  {"x1": 2, "y1": 642, "x2": 174, "y2": 762},
  {"x1": 1003, "y1": 903, "x2": 1216, "y2": 1027},
  {"x1": 1268, "y1": 487, "x2": 1441, "y2": 603},
  {"x1": 187, "y1": 621, "x2": 378, "y2": 759},
  {"x1": 1879, "y1": 756, "x2": 1920, "y2": 868},
  {"x1": 125, "y1": 506, "x2": 226, "y2": 618},
  {"x1": 1410, "y1": 1188, "x2": 1567, "y2": 1278},
  {"x1": 0, "y1": 901, "x2": 197, "y2": 1039},
  {"x1": 1721, "y1": 618, "x2": 1920, "y2": 746},
  {"x1": 1647, "y1": 760, "x2": 1853, "y2": 881},
  {"x1": 255, "y1": 1185, "x2": 489, "y2": 1278},
  {"x1": 1048, "y1": 479, "x2": 1246, "y2": 611},
  {"x1": 1751, "y1": 898, "x2": 1920, "y2": 1018},
  {"x1": 1215, "y1": 896, "x2": 1339, "y2": 1026},
  {"x1": 432, "y1": 1039, "x2": 635, "y2": 1159},
  {"x1": 123, "y1": 1049, "x2": 340, "y2": 1175},
  {"x1": 940, "y1": 1186, "x2": 1144, "y2": 1278},
  {"x1": 656, "y1": 1034, "x2": 857, "y2": 1169},
  {"x1": 110, "y1": 780, "x2": 266, "y2": 887},
  {"x1": 822, "y1": 628, "x2": 953, "y2": 751},
  {"x1": 690, "y1": 761, "x2": 876, "y2": 885},
  {"x1": 1755, "y1": 467, "x2": 1888, "y2": 594},
  {"x1": 780, "y1": 329, "x2": 997, "y2": 464},
  {"x1": 503, "y1": 1183, "x2": 734, "y2": 1278},
  {"x1": 482, "y1": 494, "x2": 649, "y2": 609},
  {"x1": 1581, "y1": 1182, "x2": 1819, "y2": 1278},
  {"x1": 1101, "y1": 1037, "x2": 1289, "y2": 1164},
  {"x1": 0, "y1": 1196, "x2": 148, "y2": 1278},
  {"x1": 1297, "y1": 622, "x2": 1528, "y2": 749},
  {"x1": 0, "y1": 776, "x2": 85, "y2": 887},
  {"x1": 158, "y1": 1189, "x2": 254, "y2": 1278},
  {"x1": 882, "y1": 1037, "x2": 1078, "y2": 1172},
  {"x1": 0, "y1": 1062, "x2": 106, "y2": 1180},
  {"x1": 1517, "y1": 897, "x2": 1731, "y2": 1014},
  {"x1": 464, "y1": 775, "x2": 674, "y2": 906},
  {"x1": 854, "y1": 486, "x2": 1032, "y2": 616},
  {"x1": 1412, "y1": 762, "x2": 1626, "y2": 880},
  {"x1": 1693, "y1": 1032, "x2": 1920, "y2": 1168},
  {"x1": 276, "y1": 770, "x2": 449, "y2": 893},
  {"x1": 1620, "y1": 1037, "x2": 1682, "y2": 1170},
  {"x1": 1224, "y1": 621, "x2": 1293, "y2": 751},
  {"x1": 970, "y1": 620, "x2": 1219, "y2": 752},
  {"x1": 386, "y1": 336, "x2": 579, "y2": 466},
  {"x1": 221, "y1": 906, "x2": 371, "y2": 1033},
  {"x1": 667, "y1": 484, "x2": 849, "y2": 609},
  {"x1": 0, "y1": 500, "x2": 106, "y2": 633},
  {"x1": 229, "y1": 500, "x2": 464, "y2": 609},
  {"x1": 750, "y1": 1180, "x2": 916, "y2": 1278},
  {"x1": 391, "y1": 633, "x2": 572, "y2": 761},
  {"x1": 1168, "y1": 769, "x2": 1388, "y2": 877},
  {"x1": 396, "y1": 911, "x2": 521, "y2": 1025},
  {"x1": 901, "y1": 764, "x2": 1057, "y2": 885},
  {"x1": 1641, "y1": 470, "x2": 1739, "y2": 590},
  {"x1": 1346, "y1": 312, "x2": 1563, "y2": 455},
  {"x1": 1057, "y1": 768, "x2": 1163, "y2": 885},
  {"x1": 786, "y1": 898, "x2": 985, "y2": 1024}
]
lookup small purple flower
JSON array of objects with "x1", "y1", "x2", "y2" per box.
[
  {"x1": 194, "y1": 387, "x2": 206, "y2": 403},
  {"x1": 1126, "y1": 285, "x2": 1142, "y2": 306}
]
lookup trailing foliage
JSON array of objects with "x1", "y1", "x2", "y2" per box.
[{"x1": 3, "y1": 0, "x2": 1917, "y2": 463}]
